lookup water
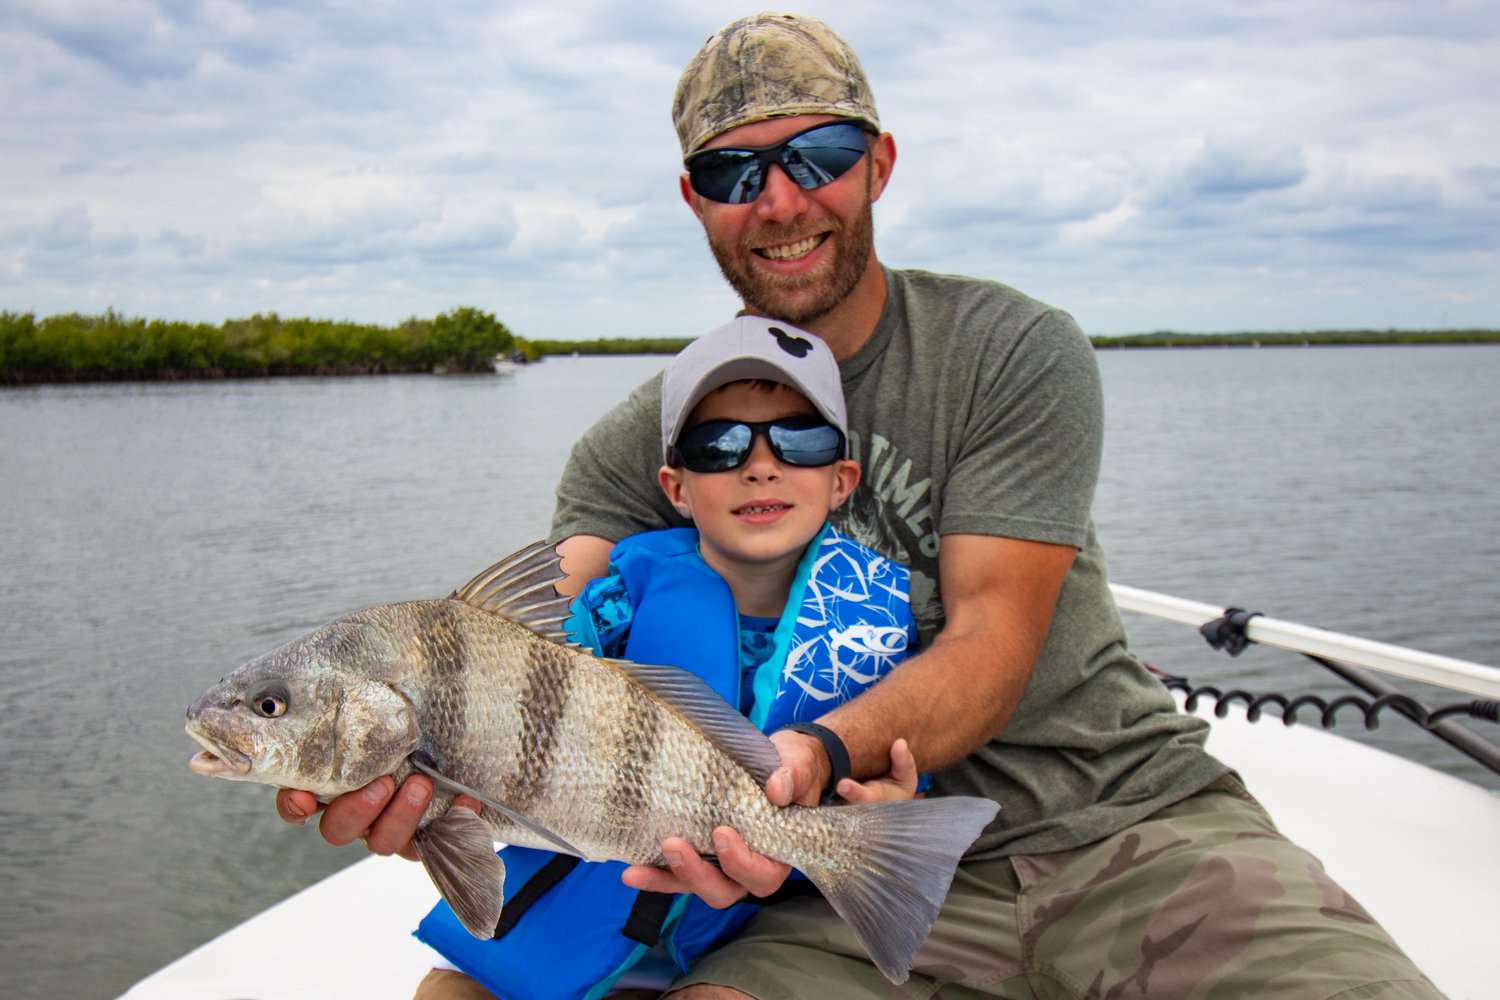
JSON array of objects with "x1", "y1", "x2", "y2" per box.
[{"x1": 1, "y1": 346, "x2": 1496, "y2": 999}]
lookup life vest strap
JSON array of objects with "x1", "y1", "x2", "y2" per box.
[
  {"x1": 493, "y1": 854, "x2": 582, "y2": 939},
  {"x1": 622, "y1": 890, "x2": 676, "y2": 946}
]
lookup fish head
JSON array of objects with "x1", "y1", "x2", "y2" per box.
[{"x1": 185, "y1": 617, "x2": 422, "y2": 797}]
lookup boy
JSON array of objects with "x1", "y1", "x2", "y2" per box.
[{"x1": 413, "y1": 316, "x2": 922, "y2": 1000}]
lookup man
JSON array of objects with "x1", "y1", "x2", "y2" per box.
[{"x1": 283, "y1": 13, "x2": 1439, "y2": 998}]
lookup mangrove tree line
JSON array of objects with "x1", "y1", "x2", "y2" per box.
[{"x1": 0, "y1": 306, "x2": 522, "y2": 384}]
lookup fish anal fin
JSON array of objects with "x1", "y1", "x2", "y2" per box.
[
  {"x1": 413, "y1": 804, "x2": 505, "y2": 939},
  {"x1": 449, "y1": 541, "x2": 576, "y2": 644}
]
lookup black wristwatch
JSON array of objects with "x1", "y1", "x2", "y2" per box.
[{"x1": 777, "y1": 722, "x2": 852, "y2": 803}]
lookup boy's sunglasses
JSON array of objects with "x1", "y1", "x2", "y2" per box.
[
  {"x1": 684, "y1": 120, "x2": 874, "y2": 205},
  {"x1": 671, "y1": 416, "x2": 845, "y2": 473}
]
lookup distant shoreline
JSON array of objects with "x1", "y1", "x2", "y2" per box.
[
  {"x1": 1088, "y1": 330, "x2": 1500, "y2": 349},
  {"x1": 4, "y1": 309, "x2": 1496, "y2": 386}
]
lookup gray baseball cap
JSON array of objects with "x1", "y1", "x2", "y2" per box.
[
  {"x1": 672, "y1": 12, "x2": 879, "y2": 156},
  {"x1": 661, "y1": 315, "x2": 847, "y2": 464}
]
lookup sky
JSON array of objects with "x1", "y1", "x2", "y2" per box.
[{"x1": 2, "y1": 0, "x2": 1497, "y2": 340}]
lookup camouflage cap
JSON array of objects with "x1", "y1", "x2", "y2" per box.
[{"x1": 672, "y1": 12, "x2": 879, "y2": 156}]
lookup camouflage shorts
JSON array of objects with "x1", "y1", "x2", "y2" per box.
[{"x1": 670, "y1": 775, "x2": 1442, "y2": 1000}]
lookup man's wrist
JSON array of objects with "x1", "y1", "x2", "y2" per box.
[{"x1": 777, "y1": 722, "x2": 851, "y2": 803}]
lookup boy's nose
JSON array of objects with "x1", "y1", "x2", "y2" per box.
[{"x1": 739, "y1": 435, "x2": 783, "y2": 480}]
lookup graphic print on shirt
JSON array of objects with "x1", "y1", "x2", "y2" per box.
[{"x1": 833, "y1": 429, "x2": 943, "y2": 640}]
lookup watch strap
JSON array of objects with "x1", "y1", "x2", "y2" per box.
[{"x1": 778, "y1": 722, "x2": 851, "y2": 803}]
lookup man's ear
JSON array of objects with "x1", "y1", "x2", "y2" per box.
[
  {"x1": 867, "y1": 132, "x2": 896, "y2": 204},
  {"x1": 679, "y1": 173, "x2": 705, "y2": 220},
  {"x1": 659, "y1": 465, "x2": 694, "y2": 519}
]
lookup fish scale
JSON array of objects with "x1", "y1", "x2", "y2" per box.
[{"x1": 186, "y1": 540, "x2": 998, "y2": 984}]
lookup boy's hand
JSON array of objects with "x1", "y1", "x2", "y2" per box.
[
  {"x1": 617, "y1": 728, "x2": 811, "y2": 905},
  {"x1": 618, "y1": 735, "x2": 922, "y2": 906},
  {"x1": 834, "y1": 738, "x2": 920, "y2": 803},
  {"x1": 621, "y1": 829, "x2": 792, "y2": 908}
]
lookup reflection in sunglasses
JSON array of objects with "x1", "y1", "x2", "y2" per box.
[
  {"x1": 685, "y1": 121, "x2": 872, "y2": 205},
  {"x1": 672, "y1": 416, "x2": 845, "y2": 472}
]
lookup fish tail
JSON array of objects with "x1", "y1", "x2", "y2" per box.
[{"x1": 800, "y1": 796, "x2": 998, "y2": 984}]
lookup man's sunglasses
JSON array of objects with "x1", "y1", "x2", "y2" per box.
[
  {"x1": 671, "y1": 416, "x2": 845, "y2": 473},
  {"x1": 684, "y1": 120, "x2": 873, "y2": 205}
]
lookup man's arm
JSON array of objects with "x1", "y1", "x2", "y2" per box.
[
  {"x1": 805, "y1": 533, "x2": 1076, "y2": 778},
  {"x1": 620, "y1": 532, "x2": 1076, "y2": 904}
]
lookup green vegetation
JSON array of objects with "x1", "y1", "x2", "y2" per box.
[
  {"x1": 3, "y1": 310, "x2": 1496, "y2": 385},
  {"x1": 1090, "y1": 329, "x2": 1500, "y2": 348},
  {"x1": 0, "y1": 306, "x2": 520, "y2": 384},
  {"x1": 525, "y1": 337, "x2": 693, "y2": 356}
]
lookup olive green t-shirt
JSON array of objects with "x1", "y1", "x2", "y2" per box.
[{"x1": 549, "y1": 268, "x2": 1227, "y2": 856}]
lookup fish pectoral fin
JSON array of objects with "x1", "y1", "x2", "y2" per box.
[
  {"x1": 409, "y1": 756, "x2": 584, "y2": 858},
  {"x1": 413, "y1": 804, "x2": 505, "y2": 939}
]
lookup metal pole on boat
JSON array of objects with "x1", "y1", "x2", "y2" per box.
[{"x1": 1109, "y1": 584, "x2": 1500, "y2": 702}]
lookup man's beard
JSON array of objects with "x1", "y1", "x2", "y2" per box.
[{"x1": 705, "y1": 197, "x2": 875, "y2": 327}]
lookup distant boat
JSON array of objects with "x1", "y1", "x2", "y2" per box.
[{"x1": 490, "y1": 348, "x2": 529, "y2": 374}]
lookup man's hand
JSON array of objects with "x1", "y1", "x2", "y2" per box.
[{"x1": 275, "y1": 776, "x2": 481, "y2": 861}]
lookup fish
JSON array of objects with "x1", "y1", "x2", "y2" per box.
[{"x1": 185, "y1": 541, "x2": 999, "y2": 984}]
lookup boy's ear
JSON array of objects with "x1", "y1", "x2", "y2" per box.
[
  {"x1": 659, "y1": 465, "x2": 695, "y2": 519},
  {"x1": 829, "y1": 459, "x2": 861, "y2": 510}
]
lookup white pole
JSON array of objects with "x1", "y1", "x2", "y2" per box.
[{"x1": 1109, "y1": 583, "x2": 1500, "y2": 702}]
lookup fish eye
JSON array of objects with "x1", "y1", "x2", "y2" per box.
[{"x1": 251, "y1": 689, "x2": 289, "y2": 718}]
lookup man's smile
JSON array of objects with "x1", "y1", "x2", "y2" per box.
[{"x1": 757, "y1": 234, "x2": 828, "y2": 261}]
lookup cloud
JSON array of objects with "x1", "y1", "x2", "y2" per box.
[{"x1": 1, "y1": 0, "x2": 1496, "y2": 335}]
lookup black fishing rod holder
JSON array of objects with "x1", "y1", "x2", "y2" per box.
[{"x1": 1151, "y1": 607, "x2": 1500, "y2": 779}]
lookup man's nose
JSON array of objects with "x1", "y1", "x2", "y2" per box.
[{"x1": 754, "y1": 163, "x2": 812, "y2": 222}]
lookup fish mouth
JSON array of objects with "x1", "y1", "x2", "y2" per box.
[{"x1": 186, "y1": 727, "x2": 253, "y2": 776}]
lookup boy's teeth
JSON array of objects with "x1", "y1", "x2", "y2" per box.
[{"x1": 741, "y1": 504, "x2": 786, "y2": 514}]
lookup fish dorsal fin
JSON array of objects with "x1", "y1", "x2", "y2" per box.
[
  {"x1": 451, "y1": 540, "x2": 575, "y2": 644},
  {"x1": 610, "y1": 659, "x2": 782, "y2": 787}
]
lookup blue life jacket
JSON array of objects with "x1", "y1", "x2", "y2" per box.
[{"x1": 414, "y1": 524, "x2": 916, "y2": 1000}]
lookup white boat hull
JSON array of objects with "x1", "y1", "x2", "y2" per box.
[
  {"x1": 1191, "y1": 696, "x2": 1499, "y2": 1000},
  {"x1": 120, "y1": 855, "x2": 440, "y2": 1000}
]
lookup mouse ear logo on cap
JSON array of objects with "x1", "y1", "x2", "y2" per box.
[{"x1": 769, "y1": 325, "x2": 813, "y2": 358}]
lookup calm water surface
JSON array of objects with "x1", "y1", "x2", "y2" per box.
[{"x1": 1, "y1": 347, "x2": 1496, "y2": 999}]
